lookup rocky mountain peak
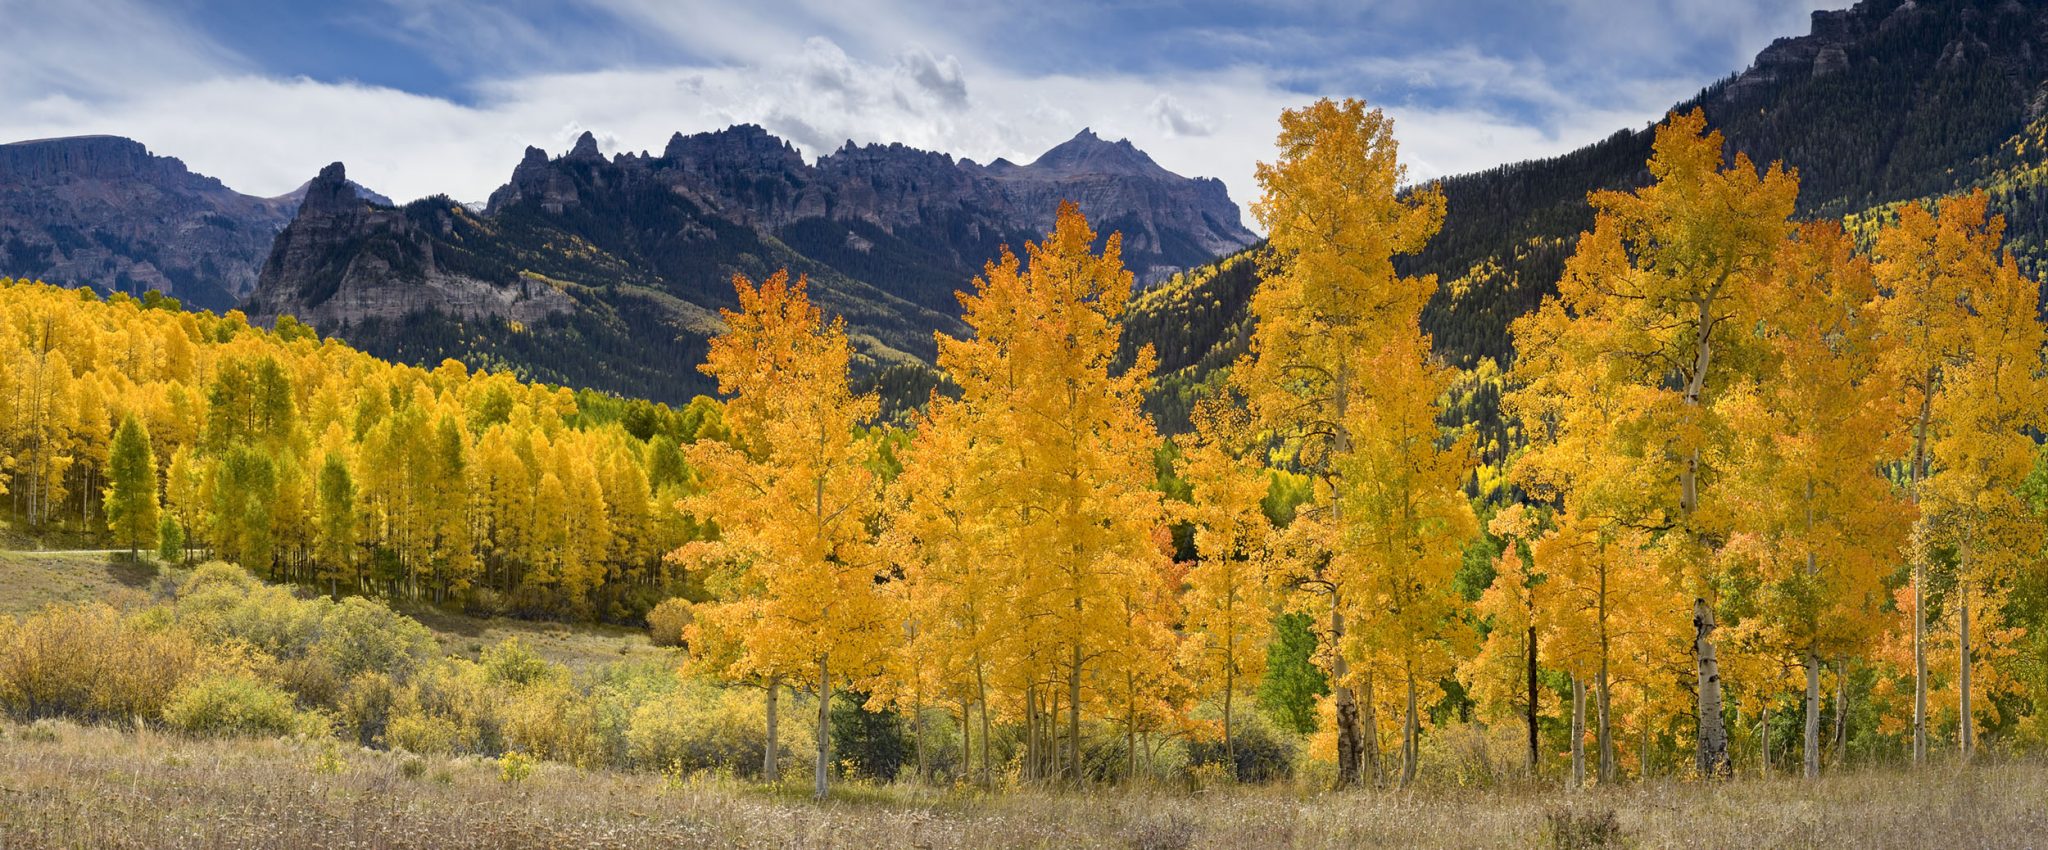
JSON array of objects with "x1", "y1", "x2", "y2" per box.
[
  {"x1": 1026, "y1": 128, "x2": 1166, "y2": 178},
  {"x1": 296, "y1": 162, "x2": 359, "y2": 217},
  {"x1": 567, "y1": 131, "x2": 604, "y2": 161}
]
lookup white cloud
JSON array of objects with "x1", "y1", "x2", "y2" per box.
[{"x1": 0, "y1": 0, "x2": 1847, "y2": 232}]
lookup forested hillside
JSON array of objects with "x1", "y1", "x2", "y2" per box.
[
  {"x1": 1138, "y1": 0, "x2": 2048, "y2": 401},
  {"x1": 0, "y1": 280, "x2": 716, "y2": 622}
]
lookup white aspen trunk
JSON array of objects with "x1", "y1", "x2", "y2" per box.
[
  {"x1": 763, "y1": 675, "x2": 780, "y2": 781},
  {"x1": 1760, "y1": 701, "x2": 1771, "y2": 779},
  {"x1": 1911, "y1": 386, "x2": 1933, "y2": 767},
  {"x1": 814, "y1": 656, "x2": 831, "y2": 800},
  {"x1": 1833, "y1": 659, "x2": 1848, "y2": 768},
  {"x1": 1361, "y1": 671, "x2": 1381, "y2": 786},
  {"x1": 1571, "y1": 674, "x2": 1586, "y2": 790},
  {"x1": 1331, "y1": 600, "x2": 1362, "y2": 789},
  {"x1": 1694, "y1": 598, "x2": 1730, "y2": 779},
  {"x1": 1959, "y1": 565, "x2": 1974, "y2": 763},
  {"x1": 1597, "y1": 662, "x2": 1613, "y2": 784}
]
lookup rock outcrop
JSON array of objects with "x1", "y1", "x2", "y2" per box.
[
  {"x1": 0, "y1": 135, "x2": 294, "y2": 309},
  {"x1": 245, "y1": 163, "x2": 573, "y2": 328}
]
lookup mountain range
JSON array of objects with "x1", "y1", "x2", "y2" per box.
[
  {"x1": 0, "y1": 124, "x2": 1257, "y2": 407},
  {"x1": 7, "y1": 0, "x2": 2046, "y2": 428}
]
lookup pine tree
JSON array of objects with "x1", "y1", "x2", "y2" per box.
[{"x1": 104, "y1": 413, "x2": 159, "y2": 556}]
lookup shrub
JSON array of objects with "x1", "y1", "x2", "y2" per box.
[
  {"x1": 163, "y1": 672, "x2": 321, "y2": 738},
  {"x1": 481, "y1": 639, "x2": 561, "y2": 689},
  {"x1": 499, "y1": 751, "x2": 535, "y2": 783},
  {"x1": 0, "y1": 604, "x2": 201, "y2": 722},
  {"x1": 1547, "y1": 807, "x2": 1625, "y2": 849},
  {"x1": 626, "y1": 681, "x2": 811, "y2": 779},
  {"x1": 1186, "y1": 712, "x2": 1297, "y2": 783},
  {"x1": 645, "y1": 598, "x2": 693, "y2": 648},
  {"x1": 313, "y1": 597, "x2": 436, "y2": 681}
]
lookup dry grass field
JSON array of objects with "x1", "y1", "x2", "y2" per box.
[{"x1": 1, "y1": 719, "x2": 2043, "y2": 850}]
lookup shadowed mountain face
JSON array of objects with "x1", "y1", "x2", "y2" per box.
[
  {"x1": 1408, "y1": 0, "x2": 2048, "y2": 365},
  {"x1": 0, "y1": 136, "x2": 294, "y2": 310},
  {"x1": 1124, "y1": 0, "x2": 2048, "y2": 434},
  {"x1": 245, "y1": 127, "x2": 1257, "y2": 404}
]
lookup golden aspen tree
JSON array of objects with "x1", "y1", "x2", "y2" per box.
[
  {"x1": 1236, "y1": 97, "x2": 1446, "y2": 789},
  {"x1": 1922, "y1": 246, "x2": 2046, "y2": 763},
  {"x1": 1179, "y1": 403, "x2": 1277, "y2": 778},
  {"x1": 1509, "y1": 110, "x2": 1798, "y2": 779},
  {"x1": 676, "y1": 270, "x2": 895, "y2": 800},
  {"x1": 1338, "y1": 328, "x2": 1478, "y2": 788},
  {"x1": 937, "y1": 203, "x2": 1163, "y2": 785},
  {"x1": 1461, "y1": 504, "x2": 1551, "y2": 774},
  {"x1": 885, "y1": 395, "x2": 1006, "y2": 787},
  {"x1": 1872, "y1": 191, "x2": 2010, "y2": 765},
  {"x1": 1720, "y1": 222, "x2": 1907, "y2": 778}
]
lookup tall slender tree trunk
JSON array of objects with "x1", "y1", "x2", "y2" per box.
[
  {"x1": 814, "y1": 657, "x2": 831, "y2": 800},
  {"x1": 1331, "y1": 601, "x2": 1362, "y2": 789},
  {"x1": 1571, "y1": 674, "x2": 1586, "y2": 789},
  {"x1": 1597, "y1": 661, "x2": 1613, "y2": 784},
  {"x1": 1361, "y1": 671, "x2": 1381, "y2": 786},
  {"x1": 1222, "y1": 665, "x2": 1236, "y2": 781},
  {"x1": 1833, "y1": 659, "x2": 1848, "y2": 768},
  {"x1": 1527, "y1": 623, "x2": 1540, "y2": 775},
  {"x1": 763, "y1": 675, "x2": 781, "y2": 781},
  {"x1": 1401, "y1": 671, "x2": 1419, "y2": 788},
  {"x1": 1911, "y1": 385, "x2": 1933, "y2": 767},
  {"x1": 1804, "y1": 650, "x2": 1822, "y2": 780},
  {"x1": 1068, "y1": 643, "x2": 1082, "y2": 785},
  {"x1": 1693, "y1": 598, "x2": 1729, "y2": 779},
  {"x1": 977, "y1": 668, "x2": 992, "y2": 788},
  {"x1": 1761, "y1": 700, "x2": 1771, "y2": 779},
  {"x1": 1959, "y1": 558, "x2": 1974, "y2": 763}
]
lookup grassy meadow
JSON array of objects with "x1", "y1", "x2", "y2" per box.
[{"x1": 2, "y1": 717, "x2": 2044, "y2": 849}]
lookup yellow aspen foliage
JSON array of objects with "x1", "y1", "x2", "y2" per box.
[
  {"x1": 1509, "y1": 109, "x2": 1799, "y2": 779},
  {"x1": 935, "y1": 202, "x2": 1165, "y2": 784},
  {"x1": 1178, "y1": 400, "x2": 1277, "y2": 776},
  {"x1": 673, "y1": 270, "x2": 895, "y2": 799},
  {"x1": 1237, "y1": 97, "x2": 1447, "y2": 790}
]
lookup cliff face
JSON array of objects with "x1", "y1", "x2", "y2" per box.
[
  {"x1": 483, "y1": 126, "x2": 1259, "y2": 289},
  {"x1": 244, "y1": 163, "x2": 574, "y2": 329},
  {"x1": 248, "y1": 127, "x2": 1256, "y2": 403},
  {"x1": 0, "y1": 136, "x2": 293, "y2": 309}
]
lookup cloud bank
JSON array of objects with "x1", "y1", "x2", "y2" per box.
[{"x1": 0, "y1": 0, "x2": 1848, "y2": 222}]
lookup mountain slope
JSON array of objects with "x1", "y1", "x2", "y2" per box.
[
  {"x1": 248, "y1": 127, "x2": 1257, "y2": 405},
  {"x1": 1138, "y1": 0, "x2": 2048, "y2": 417},
  {"x1": 0, "y1": 136, "x2": 293, "y2": 310}
]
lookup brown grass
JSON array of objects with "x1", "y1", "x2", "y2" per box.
[
  {"x1": 3, "y1": 720, "x2": 2044, "y2": 849},
  {"x1": 0, "y1": 551, "x2": 157, "y2": 615}
]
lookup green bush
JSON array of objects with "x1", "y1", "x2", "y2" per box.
[{"x1": 163, "y1": 672, "x2": 322, "y2": 738}]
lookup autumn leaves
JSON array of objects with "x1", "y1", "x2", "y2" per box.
[{"x1": 679, "y1": 99, "x2": 2047, "y2": 794}]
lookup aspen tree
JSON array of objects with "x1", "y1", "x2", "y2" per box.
[
  {"x1": 1237, "y1": 98, "x2": 1445, "y2": 789},
  {"x1": 676, "y1": 271, "x2": 894, "y2": 799},
  {"x1": 1510, "y1": 110, "x2": 1797, "y2": 779}
]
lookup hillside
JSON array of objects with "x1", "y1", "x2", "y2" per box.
[
  {"x1": 243, "y1": 128, "x2": 1258, "y2": 405},
  {"x1": 1135, "y1": 0, "x2": 2048, "y2": 399},
  {"x1": 0, "y1": 136, "x2": 294, "y2": 310}
]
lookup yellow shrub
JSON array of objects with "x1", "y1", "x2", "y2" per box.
[
  {"x1": 0, "y1": 604, "x2": 202, "y2": 722},
  {"x1": 162, "y1": 672, "x2": 325, "y2": 738},
  {"x1": 645, "y1": 598, "x2": 693, "y2": 648}
]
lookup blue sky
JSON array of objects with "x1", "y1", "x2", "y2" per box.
[{"x1": 1, "y1": 0, "x2": 1846, "y2": 212}]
